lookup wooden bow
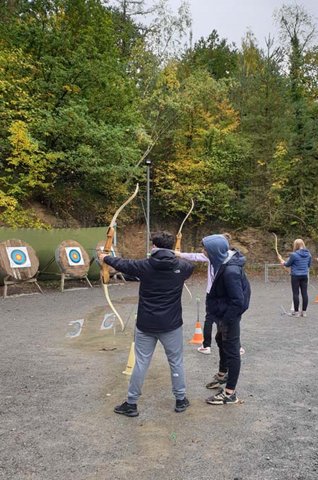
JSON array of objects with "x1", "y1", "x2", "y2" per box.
[
  {"x1": 175, "y1": 199, "x2": 194, "y2": 299},
  {"x1": 272, "y1": 233, "x2": 284, "y2": 263},
  {"x1": 101, "y1": 184, "x2": 139, "y2": 331},
  {"x1": 175, "y1": 199, "x2": 194, "y2": 253}
]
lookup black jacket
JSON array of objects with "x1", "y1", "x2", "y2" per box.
[
  {"x1": 104, "y1": 249, "x2": 194, "y2": 333},
  {"x1": 207, "y1": 250, "x2": 250, "y2": 322}
]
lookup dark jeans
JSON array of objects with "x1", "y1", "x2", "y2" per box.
[
  {"x1": 203, "y1": 295, "x2": 216, "y2": 347},
  {"x1": 215, "y1": 317, "x2": 241, "y2": 391},
  {"x1": 291, "y1": 275, "x2": 308, "y2": 312},
  {"x1": 204, "y1": 296, "x2": 242, "y2": 351}
]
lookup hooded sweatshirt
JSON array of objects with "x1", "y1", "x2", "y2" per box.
[
  {"x1": 284, "y1": 249, "x2": 311, "y2": 276},
  {"x1": 103, "y1": 249, "x2": 194, "y2": 332},
  {"x1": 202, "y1": 234, "x2": 230, "y2": 274},
  {"x1": 203, "y1": 235, "x2": 250, "y2": 321}
]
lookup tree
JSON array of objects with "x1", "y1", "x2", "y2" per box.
[
  {"x1": 274, "y1": 3, "x2": 318, "y2": 234},
  {"x1": 182, "y1": 29, "x2": 238, "y2": 80},
  {"x1": 0, "y1": 0, "x2": 145, "y2": 226},
  {"x1": 0, "y1": 47, "x2": 58, "y2": 227},
  {"x1": 151, "y1": 68, "x2": 250, "y2": 224},
  {"x1": 231, "y1": 32, "x2": 291, "y2": 229}
]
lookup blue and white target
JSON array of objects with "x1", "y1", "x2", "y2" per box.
[
  {"x1": 7, "y1": 246, "x2": 31, "y2": 268},
  {"x1": 65, "y1": 247, "x2": 84, "y2": 266}
]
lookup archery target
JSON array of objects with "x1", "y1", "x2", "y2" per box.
[
  {"x1": 6, "y1": 246, "x2": 31, "y2": 268},
  {"x1": 0, "y1": 239, "x2": 39, "y2": 280},
  {"x1": 65, "y1": 247, "x2": 85, "y2": 266},
  {"x1": 55, "y1": 240, "x2": 90, "y2": 277}
]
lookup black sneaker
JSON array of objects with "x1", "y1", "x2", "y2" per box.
[
  {"x1": 114, "y1": 401, "x2": 139, "y2": 417},
  {"x1": 206, "y1": 372, "x2": 228, "y2": 389},
  {"x1": 175, "y1": 397, "x2": 190, "y2": 412},
  {"x1": 206, "y1": 389, "x2": 239, "y2": 405}
]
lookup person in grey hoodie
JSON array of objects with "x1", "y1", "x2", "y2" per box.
[
  {"x1": 201, "y1": 235, "x2": 251, "y2": 405},
  {"x1": 280, "y1": 238, "x2": 311, "y2": 317}
]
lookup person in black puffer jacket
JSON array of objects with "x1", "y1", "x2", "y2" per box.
[
  {"x1": 202, "y1": 235, "x2": 251, "y2": 406},
  {"x1": 98, "y1": 231, "x2": 194, "y2": 417}
]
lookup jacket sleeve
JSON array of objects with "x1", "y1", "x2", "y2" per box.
[
  {"x1": 222, "y1": 267, "x2": 245, "y2": 321},
  {"x1": 284, "y1": 253, "x2": 294, "y2": 268},
  {"x1": 103, "y1": 256, "x2": 144, "y2": 278},
  {"x1": 180, "y1": 252, "x2": 209, "y2": 262},
  {"x1": 180, "y1": 259, "x2": 195, "y2": 280}
]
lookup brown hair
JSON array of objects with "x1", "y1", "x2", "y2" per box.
[
  {"x1": 293, "y1": 238, "x2": 306, "y2": 251},
  {"x1": 151, "y1": 231, "x2": 175, "y2": 249}
]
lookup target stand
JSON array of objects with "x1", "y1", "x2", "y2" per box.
[
  {"x1": 55, "y1": 240, "x2": 93, "y2": 292},
  {"x1": 0, "y1": 239, "x2": 43, "y2": 298},
  {"x1": 95, "y1": 241, "x2": 126, "y2": 283}
]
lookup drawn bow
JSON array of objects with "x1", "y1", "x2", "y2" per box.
[
  {"x1": 175, "y1": 199, "x2": 194, "y2": 298},
  {"x1": 101, "y1": 184, "x2": 139, "y2": 331}
]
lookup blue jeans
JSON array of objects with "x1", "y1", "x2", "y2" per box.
[{"x1": 128, "y1": 326, "x2": 186, "y2": 403}]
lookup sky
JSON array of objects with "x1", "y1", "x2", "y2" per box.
[{"x1": 168, "y1": 0, "x2": 318, "y2": 47}]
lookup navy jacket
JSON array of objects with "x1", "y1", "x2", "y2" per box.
[
  {"x1": 103, "y1": 249, "x2": 194, "y2": 333},
  {"x1": 207, "y1": 250, "x2": 249, "y2": 322},
  {"x1": 284, "y1": 249, "x2": 311, "y2": 276}
]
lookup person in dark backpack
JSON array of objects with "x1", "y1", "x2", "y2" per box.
[
  {"x1": 98, "y1": 231, "x2": 194, "y2": 417},
  {"x1": 201, "y1": 235, "x2": 251, "y2": 405}
]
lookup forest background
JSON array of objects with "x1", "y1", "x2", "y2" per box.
[{"x1": 1, "y1": 0, "x2": 318, "y2": 260}]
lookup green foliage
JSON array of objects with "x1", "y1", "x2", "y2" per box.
[
  {"x1": 152, "y1": 68, "x2": 251, "y2": 224},
  {"x1": 0, "y1": 0, "x2": 144, "y2": 226},
  {"x1": 183, "y1": 30, "x2": 238, "y2": 80},
  {"x1": 0, "y1": 1, "x2": 318, "y2": 236}
]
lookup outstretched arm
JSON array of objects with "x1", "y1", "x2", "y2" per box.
[
  {"x1": 98, "y1": 253, "x2": 143, "y2": 278},
  {"x1": 178, "y1": 252, "x2": 209, "y2": 262}
]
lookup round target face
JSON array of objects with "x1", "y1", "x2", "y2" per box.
[
  {"x1": 6, "y1": 246, "x2": 31, "y2": 268},
  {"x1": 11, "y1": 249, "x2": 27, "y2": 265},
  {"x1": 69, "y1": 249, "x2": 81, "y2": 263}
]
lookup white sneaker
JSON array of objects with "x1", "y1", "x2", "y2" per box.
[
  {"x1": 292, "y1": 312, "x2": 301, "y2": 317},
  {"x1": 197, "y1": 345, "x2": 211, "y2": 355},
  {"x1": 301, "y1": 311, "x2": 307, "y2": 317},
  {"x1": 240, "y1": 347, "x2": 245, "y2": 355}
]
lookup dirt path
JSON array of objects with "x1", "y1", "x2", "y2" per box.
[{"x1": 1, "y1": 275, "x2": 318, "y2": 480}]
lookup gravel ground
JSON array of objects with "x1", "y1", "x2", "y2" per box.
[{"x1": 0, "y1": 274, "x2": 318, "y2": 480}]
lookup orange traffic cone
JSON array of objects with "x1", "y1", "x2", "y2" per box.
[
  {"x1": 189, "y1": 321, "x2": 203, "y2": 344},
  {"x1": 189, "y1": 296, "x2": 204, "y2": 344},
  {"x1": 314, "y1": 294, "x2": 318, "y2": 303}
]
